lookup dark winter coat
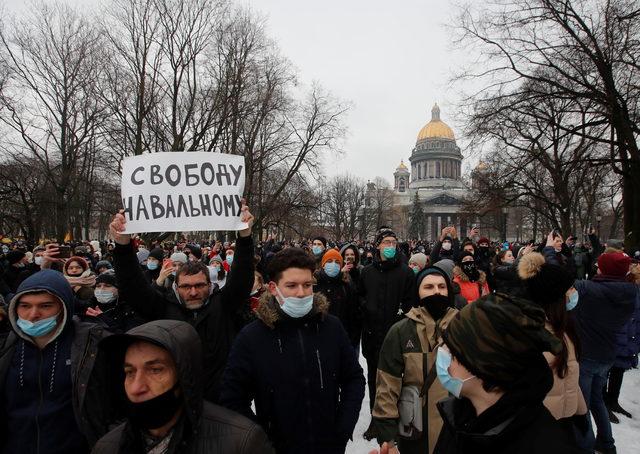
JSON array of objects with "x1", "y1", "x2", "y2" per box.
[
  {"x1": 220, "y1": 293, "x2": 366, "y2": 454},
  {"x1": 91, "y1": 320, "x2": 273, "y2": 454},
  {"x1": 0, "y1": 270, "x2": 117, "y2": 454},
  {"x1": 434, "y1": 358, "x2": 577, "y2": 454},
  {"x1": 542, "y1": 246, "x2": 577, "y2": 280},
  {"x1": 613, "y1": 288, "x2": 640, "y2": 370},
  {"x1": 573, "y1": 276, "x2": 637, "y2": 364},
  {"x1": 359, "y1": 254, "x2": 417, "y2": 360},
  {"x1": 313, "y1": 269, "x2": 361, "y2": 348},
  {"x1": 78, "y1": 297, "x2": 147, "y2": 333},
  {"x1": 112, "y1": 236, "x2": 255, "y2": 403},
  {"x1": 492, "y1": 264, "x2": 525, "y2": 298}
]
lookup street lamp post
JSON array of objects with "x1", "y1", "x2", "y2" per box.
[{"x1": 596, "y1": 215, "x2": 602, "y2": 236}]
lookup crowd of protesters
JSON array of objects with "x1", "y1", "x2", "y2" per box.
[{"x1": 0, "y1": 213, "x2": 639, "y2": 454}]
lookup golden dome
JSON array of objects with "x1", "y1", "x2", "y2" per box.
[
  {"x1": 396, "y1": 160, "x2": 409, "y2": 172},
  {"x1": 417, "y1": 103, "x2": 455, "y2": 141}
]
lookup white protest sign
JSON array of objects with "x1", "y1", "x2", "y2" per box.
[{"x1": 121, "y1": 152, "x2": 247, "y2": 233}]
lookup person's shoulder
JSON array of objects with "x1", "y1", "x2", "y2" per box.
[
  {"x1": 92, "y1": 422, "x2": 127, "y2": 453},
  {"x1": 200, "y1": 401, "x2": 263, "y2": 433}
]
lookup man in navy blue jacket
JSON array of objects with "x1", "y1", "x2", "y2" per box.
[
  {"x1": 0, "y1": 270, "x2": 115, "y2": 453},
  {"x1": 220, "y1": 248, "x2": 365, "y2": 454},
  {"x1": 571, "y1": 251, "x2": 637, "y2": 454}
]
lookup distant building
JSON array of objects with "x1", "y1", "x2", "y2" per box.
[{"x1": 387, "y1": 104, "x2": 470, "y2": 240}]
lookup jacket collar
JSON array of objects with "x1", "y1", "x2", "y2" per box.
[{"x1": 453, "y1": 266, "x2": 487, "y2": 284}]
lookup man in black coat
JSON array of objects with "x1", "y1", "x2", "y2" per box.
[
  {"x1": 109, "y1": 203, "x2": 255, "y2": 403},
  {"x1": 220, "y1": 248, "x2": 365, "y2": 454},
  {"x1": 92, "y1": 320, "x2": 273, "y2": 454},
  {"x1": 359, "y1": 227, "x2": 417, "y2": 409}
]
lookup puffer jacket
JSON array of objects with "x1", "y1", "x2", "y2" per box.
[
  {"x1": 0, "y1": 270, "x2": 116, "y2": 453},
  {"x1": 113, "y1": 236, "x2": 255, "y2": 403},
  {"x1": 91, "y1": 320, "x2": 274, "y2": 454},
  {"x1": 542, "y1": 324, "x2": 586, "y2": 420},
  {"x1": 573, "y1": 276, "x2": 637, "y2": 363},
  {"x1": 220, "y1": 293, "x2": 365, "y2": 454},
  {"x1": 367, "y1": 306, "x2": 458, "y2": 454},
  {"x1": 452, "y1": 267, "x2": 490, "y2": 304},
  {"x1": 613, "y1": 289, "x2": 640, "y2": 369}
]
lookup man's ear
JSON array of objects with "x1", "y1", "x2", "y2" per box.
[{"x1": 267, "y1": 281, "x2": 278, "y2": 297}]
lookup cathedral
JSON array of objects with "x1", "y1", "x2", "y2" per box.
[{"x1": 390, "y1": 103, "x2": 470, "y2": 240}]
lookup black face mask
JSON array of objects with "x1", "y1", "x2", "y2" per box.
[
  {"x1": 128, "y1": 384, "x2": 182, "y2": 430},
  {"x1": 462, "y1": 262, "x2": 479, "y2": 281},
  {"x1": 420, "y1": 294, "x2": 451, "y2": 321}
]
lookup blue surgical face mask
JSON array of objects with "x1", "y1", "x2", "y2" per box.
[
  {"x1": 566, "y1": 291, "x2": 579, "y2": 311},
  {"x1": 436, "y1": 346, "x2": 475, "y2": 398},
  {"x1": 312, "y1": 245, "x2": 323, "y2": 256},
  {"x1": 411, "y1": 266, "x2": 420, "y2": 275},
  {"x1": 211, "y1": 266, "x2": 221, "y2": 274},
  {"x1": 382, "y1": 247, "x2": 396, "y2": 259},
  {"x1": 276, "y1": 287, "x2": 314, "y2": 318},
  {"x1": 226, "y1": 255, "x2": 234, "y2": 265},
  {"x1": 147, "y1": 261, "x2": 158, "y2": 271},
  {"x1": 17, "y1": 313, "x2": 60, "y2": 337},
  {"x1": 324, "y1": 262, "x2": 341, "y2": 278}
]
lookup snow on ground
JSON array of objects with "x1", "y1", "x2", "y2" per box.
[
  {"x1": 345, "y1": 353, "x2": 640, "y2": 453},
  {"x1": 612, "y1": 367, "x2": 640, "y2": 453}
]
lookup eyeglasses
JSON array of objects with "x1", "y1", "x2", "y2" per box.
[
  {"x1": 177, "y1": 283, "x2": 209, "y2": 291},
  {"x1": 380, "y1": 240, "x2": 397, "y2": 247}
]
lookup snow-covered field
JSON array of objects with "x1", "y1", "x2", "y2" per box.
[{"x1": 345, "y1": 355, "x2": 640, "y2": 453}]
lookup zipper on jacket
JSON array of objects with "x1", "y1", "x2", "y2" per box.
[
  {"x1": 316, "y1": 350, "x2": 324, "y2": 390},
  {"x1": 36, "y1": 349, "x2": 43, "y2": 454}
]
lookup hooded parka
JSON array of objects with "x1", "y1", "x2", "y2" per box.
[
  {"x1": 0, "y1": 270, "x2": 116, "y2": 453},
  {"x1": 91, "y1": 320, "x2": 273, "y2": 454}
]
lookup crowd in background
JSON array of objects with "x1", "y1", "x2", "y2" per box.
[{"x1": 0, "y1": 216, "x2": 639, "y2": 454}]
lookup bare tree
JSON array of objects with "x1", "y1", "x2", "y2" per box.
[
  {"x1": 0, "y1": 1, "x2": 108, "y2": 241},
  {"x1": 454, "y1": 0, "x2": 640, "y2": 248},
  {"x1": 101, "y1": 0, "x2": 164, "y2": 160},
  {"x1": 320, "y1": 174, "x2": 367, "y2": 240}
]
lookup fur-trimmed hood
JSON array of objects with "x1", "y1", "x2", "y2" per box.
[
  {"x1": 453, "y1": 265, "x2": 487, "y2": 284},
  {"x1": 255, "y1": 290, "x2": 330, "y2": 329}
]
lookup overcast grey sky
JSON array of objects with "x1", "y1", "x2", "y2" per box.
[
  {"x1": 251, "y1": 0, "x2": 468, "y2": 183},
  {"x1": 3, "y1": 0, "x2": 471, "y2": 183}
]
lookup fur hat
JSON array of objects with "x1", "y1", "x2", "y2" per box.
[{"x1": 518, "y1": 252, "x2": 573, "y2": 305}]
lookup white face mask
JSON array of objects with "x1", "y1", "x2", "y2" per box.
[
  {"x1": 442, "y1": 242, "x2": 452, "y2": 251},
  {"x1": 94, "y1": 290, "x2": 116, "y2": 304},
  {"x1": 34, "y1": 256, "x2": 44, "y2": 266}
]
